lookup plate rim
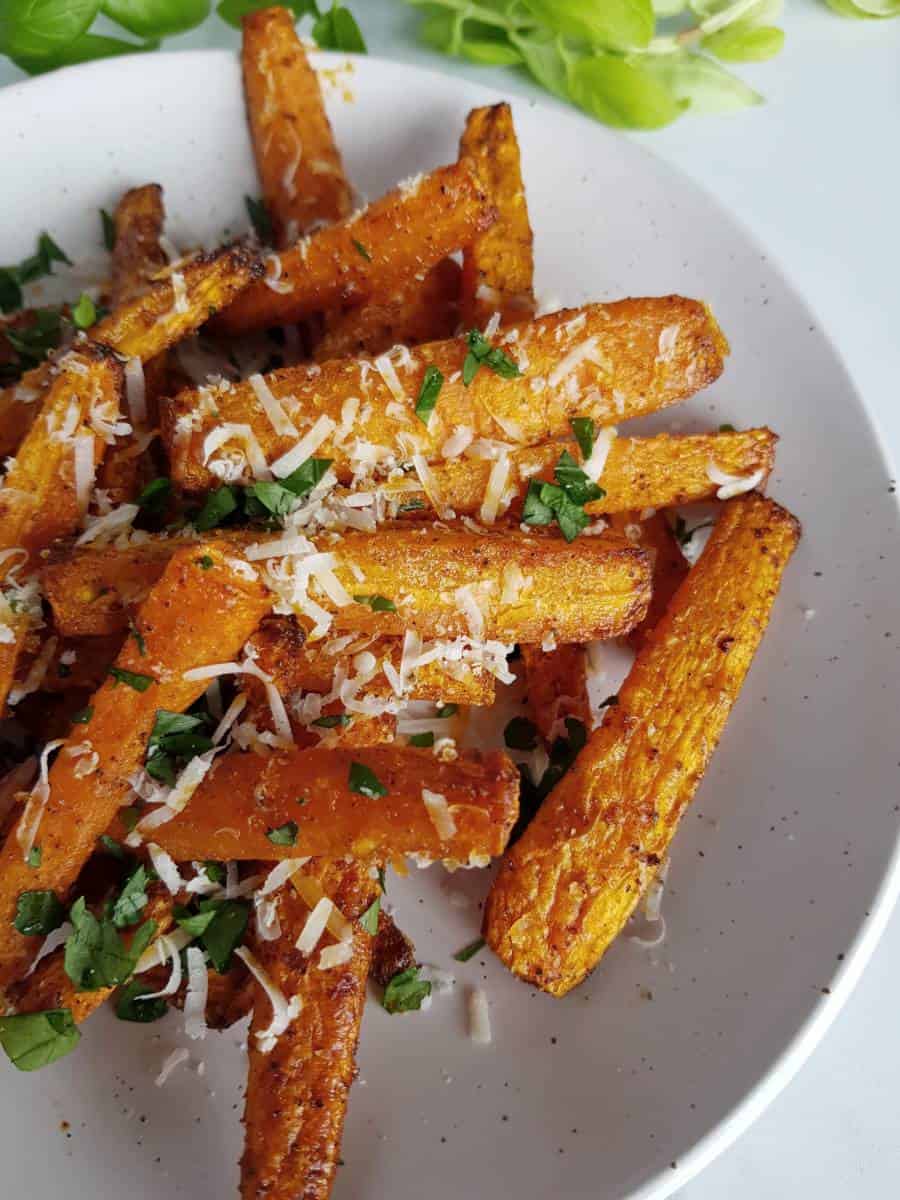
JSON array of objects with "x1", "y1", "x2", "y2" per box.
[{"x1": 2, "y1": 45, "x2": 900, "y2": 1200}]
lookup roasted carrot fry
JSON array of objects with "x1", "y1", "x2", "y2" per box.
[
  {"x1": 167, "y1": 299, "x2": 728, "y2": 491},
  {"x1": 153, "y1": 743, "x2": 518, "y2": 864},
  {"x1": 0, "y1": 542, "x2": 272, "y2": 996},
  {"x1": 247, "y1": 616, "x2": 495, "y2": 708},
  {"x1": 311, "y1": 256, "x2": 461, "y2": 362},
  {"x1": 109, "y1": 184, "x2": 168, "y2": 307},
  {"x1": 241, "y1": 859, "x2": 376, "y2": 1200},
  {"x1": 0, "y1": 244, "x2": 261, "y2": 461},
  {"x1": 7, "y1": 888, "x2": 174, "y2": 1021},
  {"x1": 484, "y1": 493, "x2": 801, "y2": 996},
  {"x1": 242, "y1": 7, "x2": 352, "y2": 246},
  {"x1": 380, "y1": 428, "x2": 776, "y2": 522},
  {"x1": 520, "y1": 645, "x2": 591, "y2": 744},
  {"x1": 41, "y1": 525, "x2": 652, "y2": 646},
  {"x1": 459, "y1": 102, "x2": 534, "y2": 326},
  {"x1": 214, "y1": 159, "x2": 493, "y2": 334},
  {"x1": 0, "y1": 345, "x2": 124, "y2": 570}
]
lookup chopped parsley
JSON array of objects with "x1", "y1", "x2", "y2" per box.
[
  {"x1": 414, "y1": 364, "x2": 443, "y2": 426},
  {"x1": 436, "y1": 703, "x2": 458, "y2": 719},
  {"x1": 111, "y1": 865, "x2": 151, "y2": 929},
  {"x1": 136, "y1": 476, "x2": 172, "y2": 514},
  {"x1": 25, "y1": 846, "x2": 42, "y2": 869},
  {"x1": 108, "y1": 666, "x2": 154, "y2": 692},
  {"x1": 408, "y1": 731, "x2": 434, "y2": 748},
  {"x1": 119, "y1": 806, "x2": 141, "y2": 833},
  {"x1": 193, "y1": 458, "x2": 334, "y2": 531},
  {"x1": 382, "y1": 966, "x2": 431, "y2": 1014},
  {"x1": 196, "y1": 554, "x2": 214, "y2": 570},
  {"x1": 353, "y1": 594, "x2": 396, "y2": 612},
  {"x1": 174, "y1": 898, "x2": 250, "y2": 973},
  {"x1": 63, "y1": 898, "x2": 156, "y2": 992},
  {"x1": 348, "y1": 761, "x2": 387, "y2": 799},
  {"x1": 100, "y1": 208, "x2": 116, "y2": 252},
  {"x1": 13, "y1": 891, "x2": 65, "y2": 937},
  {"x1": 145, "y1": 708, "x2": 214, "y2": 787},
  {"x1": 98, "y1": 834, "x2": 127, "y2": 861},
  {"x1": 245, "y1": 194, "x2": 273, "y2": 243},
  {"x1": 194, "y1": 485, "x2": 240, "y2": 532},
  {"x1": 129, "y1": 621, "x2": 146, "y2": 656},
  {"x1": 0, "y1": 1009, "x2": 80, "y2": 1072},
  {"x1": 351, "y1": 237, "x2": 372, "y2": 261},
  {"x1": 114, "y1": 980, "x2": 167, "y2": 1024},
  {"x1": 461, "y1": 329, "x2": 520, "y2": 386},
  {"x1": 503, "y1": 716, "x2": 538, "y2": 751},
  {"x1": 359, "y1": 895, "x2": 380, "y2": 935},
  {"x1": 513, "y1": 717, "x2": 587, "y2": 842},
  {"x1": 397, "y1": 498, "x2": 425, "y2": 513},
  {"x1": 71, "y1": 293, "x2": 96, "y2": 330},
  {"x1": 71, "y1": 705, "x2": 93, "y2": 725},
  {"x1": 719, "y1": 422, "x2": 736, "y2": 433},
  {"x1": 312, "y1": 713, "x2": 351, "y2": 729},
  {"x1": 522, "y1": 450, "x2": 606, "y2": 543},
  {"x1": 570, "y1": 416, "x2": 595, "y2": 460},
  {"x1": 453, "y1": 937, "x2": 485, "y2": 963},
  {"x1": 280, "y1": 456, "x2": 333, "y2": 499},
  {"x1": 266, "y1": 821, "x2": 299, "y2": 847}
]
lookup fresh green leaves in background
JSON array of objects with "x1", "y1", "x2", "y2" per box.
[
  {"x1": 407, "y1": 0, "x2": 792, "y2": 128},
  {"x1": 0, "y1": 0, "x2": 364, "y2": 76}
]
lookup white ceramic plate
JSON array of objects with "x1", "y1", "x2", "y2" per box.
[{"x1": 1, "y1": 49, "x2": 899, "y2": 1200}]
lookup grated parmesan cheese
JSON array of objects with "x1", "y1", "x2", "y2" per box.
[
  {"x1": 270, "y1": 414, "x2": 335, "y2": 479},
  {"x1": 479, "y1": 448, "x2": 510, "y2": 525},
  {"x1": 582, "y1": 426, "x2": 617, "y2": 483},
  {"x1": 183, "y1": 946, "x2": 209, "y2": 1040},
  {"x1": 249, "y1": 373, "x2": 298, "y2": 438},
  {"x1": 155, "y1": 1047, "x2": 189, "y2": 1087},
  {"x1": 423, "y1": 789, "x2": 457, "y2": 841},
  {"x1": 125, "y1": 357, "x2": 146, "y2": 427},
  {"x1": 468, "y1": 986, "x2": 492, "y2": 1044},
  {"x1": 235, "y1": 946, "x2": 302, "y2": 1053},
  {"x1": 706, "y1": 461, "x2": 766, "y2": 500},
  {"x1": 296, "y1": 897, "x2": 333, "y2": 955}
]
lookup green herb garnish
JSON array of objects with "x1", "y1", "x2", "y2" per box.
[
  {"x1": 266, "y1": 821, "x2": 299, "y2": 847},
  {"x1": 453, "y1": 937, "x2": 485, "y2": 963},
  {"x1": 312, "y1": 713, "x2": 351, "y2": 729},
  {"x1": 408, "y1": 731, "x2": 434, "y2": 748},
  {"x1": 245, "y1": 194, "x2": 273, "y2": 243},
  {"x1": 348, "y1": 761, "x2": 387, "y2": 799},
  {"x1": 71, "y1": 705, "x2": 93, "y2": 725},
  {"x1": 111, "y1": 865, "x2": 151, "y2": 929},
  {"x1": 0, "y1": 1009, "x2": 80, "y2": 1072},
  {"x1": 436, "y1": 703, "x2": 458, "y2": 719},
  {"x1": 13, "y1": 891, "x2": 65, "y2": 937},
  {"x1": 359, "y1": 895, "x2": 380, "y2": 935},
  {"x1": 63, "y1": 898, "x2": 156, "y2": 992},
  {"x1": 100, "y1": 208, "x2": 116, "y2": 251},
  {"x1": 414, "y1": 364, "x2": 443, "y2": 426},
  {"x1": 114, "y1": 979, "x2": 168, "y2": 1024},
  {"x1": 136, "y1": 476, "x2": 171, "y2": 514},
  {"x1": 71, "y1": 292, "x2": 97, "y2": 330},
  {"x1": 353, "y1": 594, "x2": 396, "y2": 612},
  {"x1": 382, "y1": 966, "x2": 431, "y2": 1014},
  {"x1": 570, "y1": 417, "x2": 595, "y2": 461},
  {"x1": 351, "y1": 238, "x2": 372, "y2": 261},
  {"x1": 461, "y1": 329, "x2": 520, "y2": 386},
  {"x1": 108, "y1": 666, "x2": 154, "y2": 692}
]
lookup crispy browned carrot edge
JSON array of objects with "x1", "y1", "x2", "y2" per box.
[
  {"x1": 153, "y1": 743, "x2": 518, "y2": 863},
  {"x1": 312, "y1": 257, "x2": 461, "y2": 362},
  {"x1": 0, "y1": 542, "x2": 272, "y2": 997},
  {"x1": 484, "y1": 493, "x2": 801, "y2": 996},
  {"x1": 109, "y1": 184, "x2": 168, "y2": 307},
  {"x1": 379, "y1": 428, "x2": 777, "y2": 522},
  {"x1": 167, "y1": 298, "x2": 728, "y2": 490},
  {"x1": 7, "y1": 888, "x2": 174, "y2": 1021},
  {"x1": 520, "y1": 645, "x2": 591, "y2": 745},
  {"x1": 242, "y1": 7, "x2": 352, "y2": 246},
  {"x1": 458, "y1": 102, "x2": 535, "y2": 327},
  {"x1": 0, "y1": 243, "x2": 262, "y2": 461},
  {"x1": 215, "y1": 157, "x2": 493, "y2": 335},
  {"x1": 370, "y1": 909, "x2": 416, "y2": 989},
  {"x1": 42, "y1": 525, "x2": 652, "y2": 645},
  {"x1": 241, "y1": 859, "x2": 377, "y2": 1200}
]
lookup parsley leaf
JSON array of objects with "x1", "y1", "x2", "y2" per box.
[
  {"x1": 522, "y1": 479, "x2": 591, "y2": 542},
  {"x1": 136, "y1": 476, "x2": 171, "y2": 514},
  {"x1": 719, "y1": 422, "x2": 736, "y2": 433},
  {"x1": 353, "y1": 594, "x2": 396, "y2": 612},
  {"x1": 280, "y1": 456, "x2": 333, "y2": 499},
  {"x1": 26, "y1": 847, "x2": 41, "y2": 869},
  {"x1": 71, "y1": 705, "x2": 93, "y2": 725},
  {"x1": 129, "y1": 621, "x2": 146, "y2": 656},
  {"x1": 513, "y1": 716, "x2": 587, "y2": 842},
  {"x1": 244, "y1": 480, "x2": 297, "y2": 521},
  {"x1": 196, "y1": 554, "x2": 214, "y2": 570},
  {"x1": 414, "y1": 365, "x2": 443, "y2": 426},
  {"x1": 553, "y1": 450, "x2": 605, "y2": 505},
  {"x1": 312, "y1": 713, "x2": 351, "y2": 729},
  {"x1": 437, "y1": 703, "x2": 458, "y2": 719},
  {"x1": 111, "y1": 865, "x2": 151, "y2": 929},
  {"x1": 351, "y1": 237, "x2": 372, "y2": 261},
  {"x1": 176, "y1": 898, "x2": 250, "y2": 973},
  {"x1": 397, "y1": 498, "x2": 425, "y2": 514},
  {"x1": 504, "y1": 716, "x2": 538, "y2": 751},
  {"x1": 245, "y1": 194, "x2": 273, "y2": 243},
  {"x1": 145, "y1": 708, "x2": 213, "y2": 786},
  {"x1": 359, "y1": 895, "x2": 380, "y2": 935},
  {"x1": 71, "y1": 292, "x2": 96, "y2": 330},
  {"x1": 63, "y1": 898, "x2": 156, "y2": 992},
  {"x1": 461, "y1": 329, "x2": 520, "y2": 386},
  {"x1": 194, "y1": 484, "x2": 240, "y2": 532},
  {"x1": 0, "y1": 1009, "x2": 80, "y2": 1072},
  {"x1": 408, "y1": 731, "x2": 434, "y2": 748},
  {"x1": 100, "y1": 208, "x2": 116, "y2": 252},
  {"x1": 570, "y1": 417, "x2": 595, "y2": 461},
  {"x1": 266, "y1": 821, "x2": 299, "y2": 847},
  {"x1": 13, "y1": 891, "x2": 65, "y2": 937},
  {"x1": 114, "y1": 980, "x2": 167, "y2": 1024},
  {"x1": 109, "y1": 666, "x2": 154, "y2": 692},
  {"x1": 382, "y1": 966, "x2": 431, "y2": 1014},
  {"x1": 348, "y1": 761, "x2": 387, "y2": 798},
  {"x1": 98, "y1": 834, "x2": 127, "y2": 861},
  {"x1": 453, "y1": 937, "x2": 485, "y2": 963}
]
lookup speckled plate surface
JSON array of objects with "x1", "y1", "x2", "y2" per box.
[{"x1": 1, "y1": 49, "x2": 899, "y2": 1200}]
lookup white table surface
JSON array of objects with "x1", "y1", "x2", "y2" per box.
[{"x1": 2, "y1": 3, "x2": 899, "y2": 1195}]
